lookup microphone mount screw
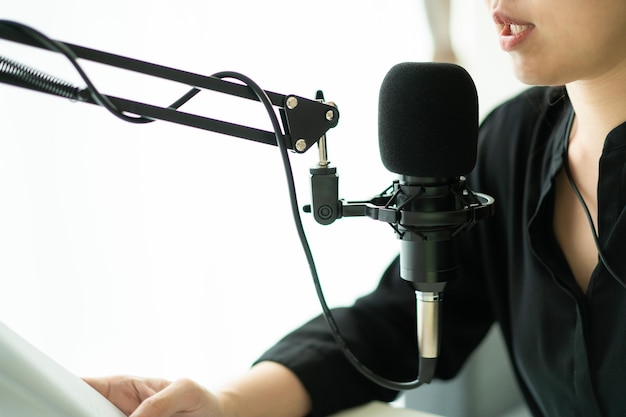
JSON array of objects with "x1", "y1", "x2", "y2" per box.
[
  {"x1": 295, "y1": 139, "x2": 307, "y2": 152},
  {"x1": 286, "y1": 96, "x2": 298, "y2": 109}
]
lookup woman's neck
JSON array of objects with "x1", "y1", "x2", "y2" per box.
[{"x1": 565, "y1": 63, "x2": 626, "y2": 149}]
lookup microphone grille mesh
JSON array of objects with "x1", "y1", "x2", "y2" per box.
[{"x1": 378, "y1": 62, "x2": 478, "y2": 177}]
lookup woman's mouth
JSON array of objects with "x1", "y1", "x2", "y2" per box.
[{"x1": 493, "y1": 13, "x2": 535, "y2": 51}]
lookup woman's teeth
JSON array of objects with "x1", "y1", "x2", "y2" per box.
[{"x1": 509, "y1": 24, "x2": 530, "y2": 35}]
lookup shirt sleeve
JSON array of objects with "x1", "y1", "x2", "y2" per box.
[
  {"x1": 255, "y1": 258, "x2": 415, "y2": 417},
  {"x1": 256, "y1": 247, "x2": 495, "y2": 417}
]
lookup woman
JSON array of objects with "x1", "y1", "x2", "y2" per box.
[{"x1": 86, "y1": 0, "x2": 626, "y2": 416}]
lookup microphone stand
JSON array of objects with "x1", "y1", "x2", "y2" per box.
[{"x1": 0, "y1": 20, "x2": 338, "y2": 154}]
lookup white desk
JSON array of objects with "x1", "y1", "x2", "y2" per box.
[{"x1": 332, "y1": 402, "x2": 443, "y2": 417}]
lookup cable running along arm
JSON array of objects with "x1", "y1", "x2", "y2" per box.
[{"x1": 0, "y1": 19, "x2": 436, "y2": 391}]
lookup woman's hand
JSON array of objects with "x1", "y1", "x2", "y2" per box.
[
  {"x1": 84, "y1": 376, "x2": 227, "y2": 417},
  {"x1": 84, "y1": 362, "x2": 311, "y2": 417}
]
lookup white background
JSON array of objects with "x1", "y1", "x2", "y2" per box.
[{"x1": 0, "y1": 0, "x2": 524, "y2": 390}]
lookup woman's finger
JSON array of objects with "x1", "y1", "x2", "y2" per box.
[{"x1": 130, "y1": 378, "x2": 213, "y2": 417}]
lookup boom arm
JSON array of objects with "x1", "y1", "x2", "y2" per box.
[{"x1": 0, "y1": 20, "x2": 339, "y2": 153}]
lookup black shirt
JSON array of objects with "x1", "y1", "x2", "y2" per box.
[{"x1": 257, "y1": 87, "x2": 626, "y2": 417}]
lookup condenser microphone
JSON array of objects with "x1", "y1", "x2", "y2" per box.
[
  {"x1": 305, "y1": 62, "x2": 493, "y2": 388},
  {"x1": 378, "y1": 62, "x2": 482, "y2": 361}
]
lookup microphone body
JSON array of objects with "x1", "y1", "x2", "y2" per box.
[
  {"x1": 378, "y1": 63, "x2": 482, "y2": 364},
  {"x1": 378, "y1": 62, "x2": 479, "y2": 286},
  {"x1": 395, "y1": 175, "x2": 463, "y2": 293}
]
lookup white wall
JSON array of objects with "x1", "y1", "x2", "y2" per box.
[{"x1": 0, "y1": 0, "x2": 524, "y2": 391}]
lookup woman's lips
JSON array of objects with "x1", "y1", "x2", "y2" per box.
[{"x1": 493, "y1": 12, "x2": 535, "y2": 52}]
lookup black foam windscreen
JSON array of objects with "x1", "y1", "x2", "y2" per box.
[{"x1": 378, "y1": 62, "x2": 478, "y2": 178}]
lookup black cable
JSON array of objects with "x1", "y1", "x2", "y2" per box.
[
  {"x1": 209, "y1": 72, "x2": 430, "y2": 391},
  {"x1": 563, "y1": 155, "x2": 626, "y2": 290},
  {"x1": 0, "y1": 20, "x2": 201, "y2": 123}
]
